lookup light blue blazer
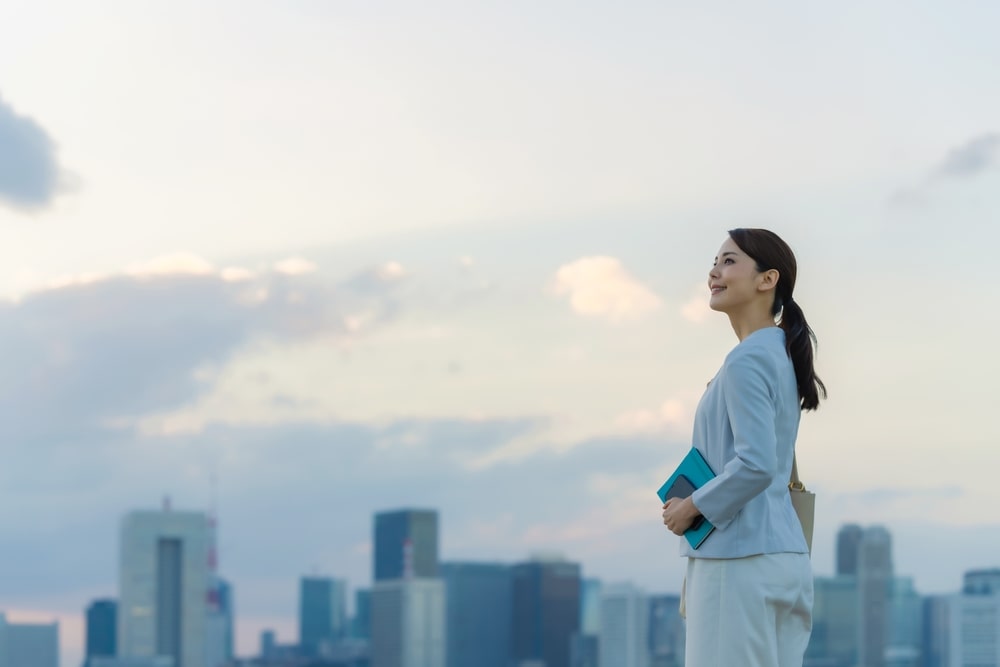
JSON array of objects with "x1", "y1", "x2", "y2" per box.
[{"x1": 682, "y1": 326, "x2": 809, "y2": 559}]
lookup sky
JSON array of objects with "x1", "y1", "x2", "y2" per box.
[{"x1": 2, "y1": 1, "x2": 1000, "y2": 665}]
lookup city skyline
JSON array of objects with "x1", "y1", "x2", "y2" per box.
[
  {"x1": 3, "y1": 3, "x2": 1000, "y2": 667},
  {"x1": 4, "y1": 501, "x2": 994, "y2": 667}
]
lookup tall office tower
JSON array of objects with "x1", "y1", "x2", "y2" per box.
[
  {"x1": 887, "y1": 577, "x2": 922, "y2": 667},
  {"x1": 119, "y1": 507, "x2": 211, "y2": 667},
  {"x1": 922, "y1": 596, "x2": 950, "y2": 667},
  {"x1": 353, "y1": 589, "x2": 372, "y2": 640},
  {"x1": 440, "y1": 562, "x2": 512, "y2": 667},
  {"x1": 86, "y1": 600, "x2": 118, "y2": 666},
  {"x1": 836, "y1": 524, "x2": 864, "y2": 576},
  {"x1": 511, "y1": 557, "x2": 581, "y2": 667},
  {"x1": 374, "y1": 509, "x2": 439, "y2": 581},
  {"x1": 947, "y1": 573, "x2": 1000, "y2": 667},
  {"x1": 260, "y1": 630, "x2": 277, "y2": 658},
  {"x1": 370, "y1": 579, "x2": 446, "y2": 667},
  {"x1": 205, "y1": 577, "x2": 233, "y2": 667},
  {"x1": 858, "y1": 526, "x2": 893, "y2": 667},
  {"x1": 805, "y1": 576, "x2": 858, "y2": 667},
  {"x1": 570, "y1": 634, "x2": 599, "y2": 667},
  {"x1": 963, "y1": 568, "x2": 1000, "y2": 595},
  {"x1": 599, "y1": 583, "x2": 650, "y2": 667},
  {"x1": 0, "y1": 614, "x2": 59, "y2": 667},
  {"x1": 648, "y1": 595, "x2": 684, "y2": 667},
  {"x1": 579, "y1": 579, "x2": 602, "y2": 637},
  {"x1": 217, "y1": 580, "x2": 234, "y2": 662},
  {"x1": 573, "y1": 578, "x2": 602, "y2": 667},
  {"x1": 300, "y1": 576, "x2": 348, "y2": 656}
]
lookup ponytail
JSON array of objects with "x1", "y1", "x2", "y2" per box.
[{"x1": 777, "y1": 298, "x2": 826, "y2": 411}]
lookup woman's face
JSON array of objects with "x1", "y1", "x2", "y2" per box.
[{"x1": 707, "y1": 236, "x2": 767, "y2": 313}]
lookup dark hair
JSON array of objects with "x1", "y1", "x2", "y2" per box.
[{"x1": 728, "y1": 228, "x2": 827, "y2": 411}]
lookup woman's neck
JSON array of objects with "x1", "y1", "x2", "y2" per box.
[{"x1": 727, "y1": 311, "x2": 778, "y2": 342}]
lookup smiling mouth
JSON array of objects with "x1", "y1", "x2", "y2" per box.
[{"x1": 710, "y1": 286, "x2": 726, "y2": 295}]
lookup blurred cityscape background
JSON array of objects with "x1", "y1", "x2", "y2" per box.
[{"x1": 0, "y1": 503, "x2": 995, "y2": 667}]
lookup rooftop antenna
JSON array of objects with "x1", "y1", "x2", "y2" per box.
[{"x1": 206, "y1": 470, "x2": 221, "y2": 612}]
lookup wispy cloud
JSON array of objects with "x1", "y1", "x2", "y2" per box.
[
  {"x1": 680, "y1": 285, "x2": 711, "y2": 323},
  {"x1": 0, "y1": 257, "x2": 401, "y2": 441},
  {"x1": 551, "y1": 256, "x2": 661, "y2": 323},
  {"x1": 614, "y1": 398, "x2": 695, "y2": 436},
  {"x1": 0, "y1": 93, "x2": 69, "y2": 211},
  {"x1": 936, "y1": 133, "x2": 1000, "y2": 179},
  {"x1": 273, "y1": 257, "x2": 318, "y2": 276},
  {"x1": 891, "y1": 132, "x2": 999, "y2": 206}
]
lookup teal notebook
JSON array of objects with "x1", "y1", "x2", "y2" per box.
[{"x1": 657, "y1": 448, "x2": 716, "y2": 549}]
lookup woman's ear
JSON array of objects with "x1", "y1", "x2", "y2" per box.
[{"x1": 757, "y1": 269, "x2": 780, "y2": 293}]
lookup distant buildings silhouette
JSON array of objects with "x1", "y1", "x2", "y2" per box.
[{"x1": 4, "y1": 505, "x2": 1000, "y2": 667}]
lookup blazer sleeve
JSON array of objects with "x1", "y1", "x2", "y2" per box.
[{"x1": 691, "y1": 348, "x2": 779, "y2": 530}]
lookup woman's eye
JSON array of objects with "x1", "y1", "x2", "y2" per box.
[{"x1": 724, "y1": 258, "x2": 734, "y2": 264}]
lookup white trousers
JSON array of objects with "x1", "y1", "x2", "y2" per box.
[{"x1": 684, "y1": 552, "x2": 813, "y2": 667}]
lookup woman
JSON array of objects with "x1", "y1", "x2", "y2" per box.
[{"x1": 661, "y1": 228, "x2": 825, "y2": 667}]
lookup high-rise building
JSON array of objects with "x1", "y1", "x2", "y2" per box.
[
  {"x1": 440, "y1": 562, "x2": 512, "y2": 667},
  {"x1": 947, "y1": 579, "x2": 1000, "y2": 667},
  {"x1": 836, "y1": 524, "x2": 864, "y2": 576},
  {"x1": 0, "y1": 613, "x2": 59, "y2": 667},
  {"x1": 648, "y1": 595, "x2": 684, "y2": 667},
  {"x1": 922, "y1": 595, "x2": 950, "y2": 667},
  {"x1": 599, "y1": 583, "x2": 649, "y2": 667},
  {"x1": 205, "y1": 577, "x2": 233, "y2": 667},
  {"x1": 118, "y1": 507, "x2": 211, "y2": 667},
  {"x1": 579, "y1": 579, "x2": 602, "y2": 637},
  {"x1": 353, "y1": 589, "x2": 372, "y2": 640},
  {"x1": 374, "y1": 510, "x2": 439, "y2": 581},
  {"x1": 86, "y1": 599, "x2": 118, "y2": 666},
  {"x1": 511, "y1": 557, "x2": 581, "y2": 667},
  {"x1": 570, "y1": 634, "x2": 599, "y2": 667},
  {"x1": 370, "y1": 578, "x2": 446, "y2": 667},
  {"x1": 887, "y1": 577, "x2": 922, "y2": 667},
  {"x1": 217, "y1": 579, "x2": 234, "y2": 662},
  {"x1": 260, "y1": 630, "x2": 277, "y2": 658},
  {"x1": 574, "y1": 578, "x2": 603, "y2": 667},
  {"x1": 806, "y1": 576, "x2": 858, "y2": 667},
  {"x1": 300, "y1": 576, "x2": 348, "y2": 656},
  {"x1": 858, "y1": 526, "x2": 893, "y2": 667},
  {"x1": 963, "y1": 569, "x2": 1000, "y2": 595}
]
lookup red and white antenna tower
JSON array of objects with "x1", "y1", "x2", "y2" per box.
[{"x1": 206, "y1": 472, "x2": 220, "y2": 611}]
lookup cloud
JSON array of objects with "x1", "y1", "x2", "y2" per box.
[
  {"x1": 0, "y1": 93, "x2": 66, "y2": 210},
  {"x1": 344, "y1": 261, "x2": 408, "y2": 294},
  {"x1": 273, "y1": 257, "x2": 318, "y2": 276},
  {"x1": 891, "y1": 132, "x2": 999, "y2": 207},
  {"x1": 614, "y1": 398, "x2": 694, "y2": 436},
  {"x1": 0, "y1": 417, "x2": 675, "y2": 605},
  {"x1": 0, "y1": 258, "x2": 401, "y2": 441},
  {"x1": 551, "y1": 256, "x2": 661, "y2": 323},
  {"x1": 936, "y1": 133, "x2": 1000, "y2": 179},
  {"x1": 126, "y1": 252, "x2": 216, "y2": 278},
  {"x1": 680, "y1": 285, "x2": 711, "y2": 323}
]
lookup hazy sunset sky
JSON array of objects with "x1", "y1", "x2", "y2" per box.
[{"x1": 2, "y1": 2, "x2": 999, "y2": 665}]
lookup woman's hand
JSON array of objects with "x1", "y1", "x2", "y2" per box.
[{"x1": 662, "y1": 496, "x2": 702, "y2": 536}]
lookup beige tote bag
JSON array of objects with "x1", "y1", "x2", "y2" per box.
[{"x1": 789, "y1": 454, "x2": 815, "y2": 555}]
